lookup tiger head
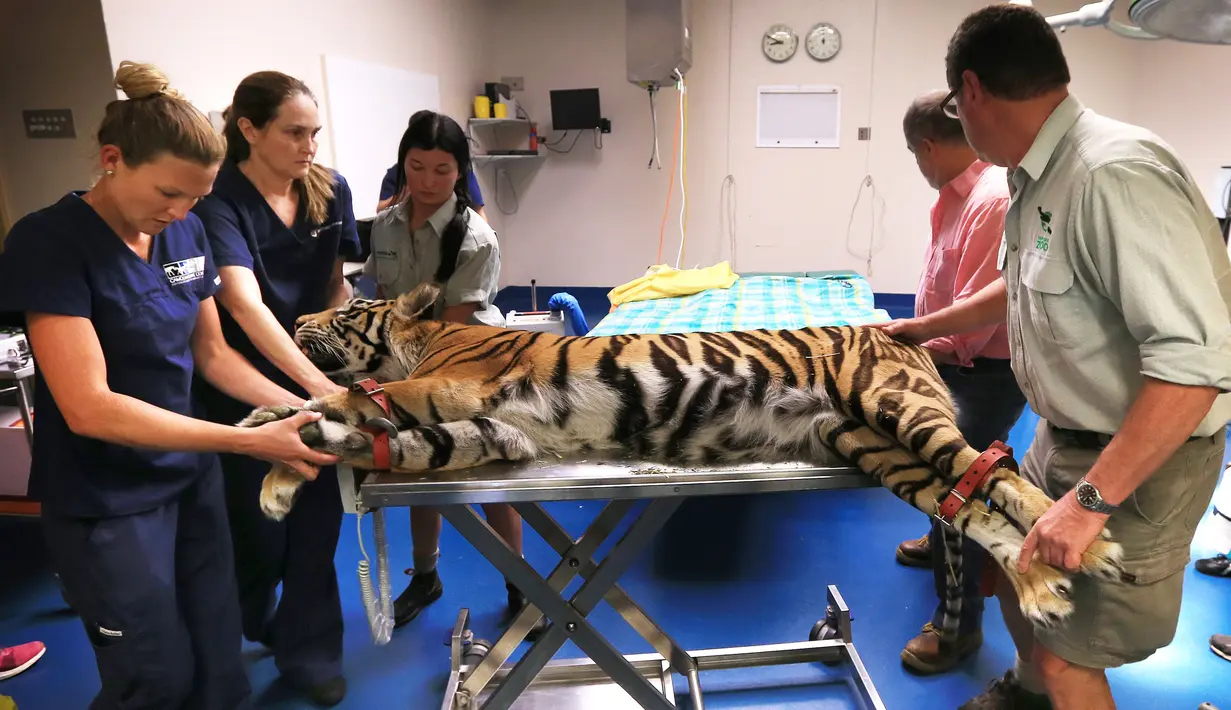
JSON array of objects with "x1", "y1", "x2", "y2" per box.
[{"x1": 292, "y1": 282, "x2": 442, "y2": 384}]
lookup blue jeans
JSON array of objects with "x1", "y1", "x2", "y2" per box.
[{"x1": 929, "y1": 360, "x2": 1027, "y2": 637}]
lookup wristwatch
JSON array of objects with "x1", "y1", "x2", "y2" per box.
[{"x1": 1075, "y1": 477, "x2": 1117, "y2": 514}]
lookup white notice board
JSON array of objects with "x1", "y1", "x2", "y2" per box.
[
  {"x1": 322, "y1": 55, "x2": 440, "y2": 219},
  {"x1": 756, "y1": 85, "x2": 841, "y2": 149}
]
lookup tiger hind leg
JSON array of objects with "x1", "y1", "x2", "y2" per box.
[
  {"x1": 846, "y1": 375, "x2": 1124, "y2": 583},
  {"x1": 818, "y1": 420, "x2": 1076, "y2": 628},
  {"x1": 983, "y1": 475, "x2": 1123, "y2": 582}
]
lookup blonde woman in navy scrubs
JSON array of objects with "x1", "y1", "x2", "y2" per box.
[
  {"x1": 192, "y1": 71, "x2": 359, "y2": 707},
  {"x1": 0, "y1": 62, "x2": 338, "y2": 710}
]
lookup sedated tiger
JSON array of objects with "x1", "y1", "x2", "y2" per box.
[{"x1": 238, "y1": 283, "x2": 1126, "y2": 630}]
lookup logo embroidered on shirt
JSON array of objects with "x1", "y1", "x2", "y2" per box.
[
  {"x1": 1035, "y1": 206, "x2": 1053, "y2": 252},
  {"x1": 162, "y1": 256, "x2": 206, "y2": 286}
]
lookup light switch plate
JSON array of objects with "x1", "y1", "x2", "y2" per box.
[
  {"x1": 23, "y1": 109, "x2": 76, "y2": 139},
  {"x1": 857, "y1": 127, "x2": 871, "y2": 141},
  {"x1": 501, "y1": 76, "x2": 525, "y2": 92}
]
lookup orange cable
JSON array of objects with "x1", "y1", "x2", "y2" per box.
[{"x1": 657, "y1": 86, "x2": 682, "y2": 265}]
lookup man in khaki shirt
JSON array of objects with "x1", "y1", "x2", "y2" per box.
[{"x1": 876, "y1": 6, "x2": 1231, "y2": 710}]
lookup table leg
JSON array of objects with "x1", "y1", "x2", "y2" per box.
[
  {"x1": 441, "y1": 498, "x2": 683, "y2": 710},
  {"x1": 459, "y1": 499, "x2": 636, "y2": 696},
  {"x1": 514, "y1": 501, "x2": 698, "y2": 677}
]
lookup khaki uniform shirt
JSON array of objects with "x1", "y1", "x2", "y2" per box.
[
  {"x1": 363, "y1": 194, "x2": 504, "y2": 327},
  {"x1": 1000, "y1": 95, "x2": 1231, "y2": 437}
]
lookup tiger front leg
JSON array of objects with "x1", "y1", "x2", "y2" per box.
[
  {"x1": 259, "y1": 463, "x2": 307, "y2": 521},
  {"x1": 306, "y1": 416, "x2": 538, "y2": 473}
]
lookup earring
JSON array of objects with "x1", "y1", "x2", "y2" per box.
[{"x1": 104, "y1": 169, "x2": 114, "y2": 177}]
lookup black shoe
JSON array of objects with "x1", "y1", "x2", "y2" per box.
[
  {"x1": 393, "y1": 569, "x2": 443, "y2": 628},
  {"x1": 1211, "y1": 634, "x2": 1231, "y2": 663},
  {"x1": 1196, "y1": 554, "x2": 1231, "y2": 577},
  {"x1": 958, "y1": 670, "x2": 1052, "y2": 710},
  {"x1": 305, "y1": 676, "x2": 347, "y2": 707},
  {"x1": 506, "y1": 582, "x2": 549, "y2": 641}
]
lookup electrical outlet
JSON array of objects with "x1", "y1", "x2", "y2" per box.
[
  {"x1": 599, "y1": 118, "x2": 612, "y2": 134},
  {"x1": 501, "y1": 76, "x2": 524, "y2": 92},
  {"x1": 858, "y1": 127, "x2": 871, "y2": 141}
]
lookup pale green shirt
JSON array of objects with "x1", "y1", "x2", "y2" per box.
[
  {"x1": 999, "y1": 94, "x2": 1231, "y2": 437},
  {"x1": 363, "y1": 194, "x2": 504, "y2": 327}
]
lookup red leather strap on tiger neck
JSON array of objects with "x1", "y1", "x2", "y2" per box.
[
  {"x1": 935, "y1": 441, "x2": 1016, "y2": 526},
  {"x1": 352, "y1": 378, "x2": 393, "y2": 471}
]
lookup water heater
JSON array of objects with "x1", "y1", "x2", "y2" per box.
[{"x1": 626, "y1": 0, "x2": 693, "y2": 89}]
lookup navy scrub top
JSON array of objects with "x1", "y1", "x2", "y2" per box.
[
  {"x1": 379, "y1": 165, "x2": 484, "y2": 207},
  {"x1": 191, "y1": 161, "x2": 360, "y2": 421},
  {"x1": 0, "y1": 193, "x2": 222, "y2": 518}
]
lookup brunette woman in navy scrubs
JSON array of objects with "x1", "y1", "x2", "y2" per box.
[
  {"x1": 191, "y1": 71, "x2": 359, "y2": 707},
  {"x1": 0, "y1": 62, "x2": 338, "y2": 710}
]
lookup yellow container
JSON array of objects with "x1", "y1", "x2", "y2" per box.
[
  {"x1": 474, "y1": 95, "x2": 491, "y2": 119},
  {"x1": 493, "y1": 103, "x2": 508, "y2": 119}
]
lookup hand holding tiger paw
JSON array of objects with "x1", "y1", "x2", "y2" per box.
[
  {"x1": 1018, "y1": 490, "x2": 1109, "y2": 574},
  {"x1": 238, "y1": 410, "x2": 341, "y2": 479},
  {"x1": 238, "y1": 404, "x2": 304, "y2": 428}
]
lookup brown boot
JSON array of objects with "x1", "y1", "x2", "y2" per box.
[
  {"x1": 900, "y1": 623, "x2": 982, "y2": 674},
  {"x1": 958, "y1": 669, "x2": 1053, "y2": 709},
  {"x1": 895, "y1": 532, "x2": 932, "y2": 568}
]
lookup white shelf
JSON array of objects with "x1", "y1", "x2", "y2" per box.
[
  {"x1": 469, "y1": 118, "x2": 529, "y2": 126},
  {"x1": 473, "y1": 154, "x2": 544, "y2": 165}
]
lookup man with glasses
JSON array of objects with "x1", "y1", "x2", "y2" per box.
[
  {"x1": 874, "y1": 5, "x2": 1231, "y2": 709},
  {"x1": 895, "y1": 88, "x2": 1026, "y2": 676}
]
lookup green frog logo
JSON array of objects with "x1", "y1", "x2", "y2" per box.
[{"x1": 1036, "y1": 206, "x2": 1052, "y2": 252}]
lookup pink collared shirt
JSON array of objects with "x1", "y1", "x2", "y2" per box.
[{"x1": 915, "y1": 159, "x2": 1012, "y2": 367}]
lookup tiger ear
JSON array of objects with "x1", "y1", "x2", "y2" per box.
[{"x1": 393, "y1": 282, "x2": 442, "y2": 320}]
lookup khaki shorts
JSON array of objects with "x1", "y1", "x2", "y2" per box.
[{"x1": 1021, "y1": 419, "x2": 1226, "y2": 669}]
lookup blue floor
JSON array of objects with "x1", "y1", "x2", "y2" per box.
[{"x1": 2, "y1": 408, "x2": 1229, "y2": 709}]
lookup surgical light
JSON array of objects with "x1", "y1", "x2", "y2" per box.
[{"x1": 1012, "y1": 0, "x2": 1231, "y2": 44}]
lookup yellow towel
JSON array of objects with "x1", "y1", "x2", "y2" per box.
[{"x1": 607, "y1": 262, "x2": 739, "y2": 308}]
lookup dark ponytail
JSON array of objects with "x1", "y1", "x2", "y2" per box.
[{"x1": 395, "y1": 110, "x2": 473, "y2": 283}]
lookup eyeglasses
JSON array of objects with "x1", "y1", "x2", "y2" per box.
[{"x1": 941, "y1": 86, "x2": 960, "y2": 119}]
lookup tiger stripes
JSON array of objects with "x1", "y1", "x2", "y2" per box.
[{"x1": 242, "y1": 283, "x2": 1126, "y2": 629}]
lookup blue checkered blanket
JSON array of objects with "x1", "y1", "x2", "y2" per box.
[{"x1": 587, "y1": 271, "x2": 891, "y2": 337}]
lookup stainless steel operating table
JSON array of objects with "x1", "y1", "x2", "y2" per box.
[{"x1": 345, "y1": 454, "x2": 892, "y2": 710}]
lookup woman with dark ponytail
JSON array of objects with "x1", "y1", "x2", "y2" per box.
[
  {"x1": 362, "y1": 110, "x2": 537, "y2": 636},
  {"x1": 192, "y1": 70, "x2": 360, "y2": 707}
]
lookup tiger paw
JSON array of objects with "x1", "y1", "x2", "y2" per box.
[
  {"x1": 1016, "y1": 562, "x2": 1075, "y2": 630},
  {"x1": 259, "y1": 467, "x2": 306, "y2": 521},
  {"x1": 238, "y1": 405, "x2": 302, "y2": 428},
  {"x1": 1080, "y1": 538, "x2": 1125, "y2": 582}
]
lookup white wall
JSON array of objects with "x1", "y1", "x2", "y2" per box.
[
  {"x1": 97, "y1": 0, "x2": 488, "y2": 190},
  {"x1": 1132, "y1": 40, "x2": 1231, "y2": 213},
  {"x1": 480, "y1": 0, "x2": 1228, "y2": 293},
  {"x1": 0, "y1": 0, "x2": 116, "y2": 230}
]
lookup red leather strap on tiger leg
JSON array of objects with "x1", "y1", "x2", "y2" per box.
[
  {"x1": 351, "y1": 378, "x2": 394, "y2": 471},
  {"x1": 934, "y1": 440, "x2": 1017, "y2": 526}
]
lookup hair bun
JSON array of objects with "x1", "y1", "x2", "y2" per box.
[{"x1": 114, "y1": 61, "x2": 183, "y2": 101}]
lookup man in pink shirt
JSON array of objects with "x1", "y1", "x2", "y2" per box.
[{"x1": 893, "y1": 88, "x2": 1027, "y2": 674}]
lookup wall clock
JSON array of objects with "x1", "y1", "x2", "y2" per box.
[
  {"x1": 806, "y1": 22, "x2": 842, "y2": 61},
  {"x1": 763, "y1": 23, "x2": 798, "y2": 63}
]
